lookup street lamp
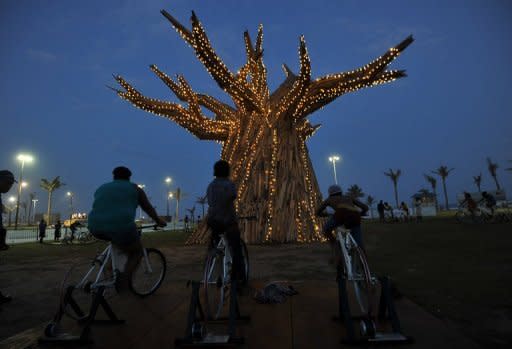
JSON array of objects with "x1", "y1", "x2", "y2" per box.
[
  {"x1": 165, "y1": 177, "x2": 172, "y2": 220},
  {"x1": 137, "y1": 184, "x2": 145, "y2": 220},
  {"x1": 67, "y1": 192, "x2": 74, "y2": 220},
  {"x1": 32, "y1": 198, "x2": 38, "y2": 224},
  {"x1": 8, "y1": 196, "x2": 16, "y2": 226},
  {"x1": 328, "y1": 155, "x2": 341, "y2": 185},
  {"x1": 14, "y1": 153, "x2": 33, "y2": 229}
]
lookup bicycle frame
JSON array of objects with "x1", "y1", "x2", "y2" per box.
[
  {"x1": 75, "y1": 243, "x2": 154, "y2": 291},
  {"x1": 336, "y1": 227, "x2": 360, "y2": 280},
  {"x1": 205, "y1": 234, "x2": 232, "y2": 286}
]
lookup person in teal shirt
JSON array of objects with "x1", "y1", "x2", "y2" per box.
[{"x1": 88, "y1": 166, "x2": 166, "y2": 292}]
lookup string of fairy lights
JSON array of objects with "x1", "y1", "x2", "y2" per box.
[{"x1": 115, "y1": 10, "x2": 412, "y2": 242}]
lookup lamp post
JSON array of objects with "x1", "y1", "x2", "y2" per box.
[
  {"x1": 14, "y1": 153, "x2": 33, "y2": 229},
  {"x1": 328, "y1": 155, "x2": 341, "y2": 185},
  {"x1": 66, "y1": 192, "x2": 74, "y2": 221},
  {"x1": 137, "y1": 184, "x2": 145, "y2": 221},
  {"x1": 32, "y1": 198, "x2": 38, "y2": 225},
  {"x1": 165, "y1": 177, "x2": 172, "y2": 220},
  {"x1": 168, "y1": 192, "x2": 173, "y2": 224},
  {"x1": 8, "y1": 196, "x2": 16, "y2": 226}
]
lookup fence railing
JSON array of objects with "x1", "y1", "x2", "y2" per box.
[{"x1": 5, "y1": 222, "x2": 197, "y2": 245}]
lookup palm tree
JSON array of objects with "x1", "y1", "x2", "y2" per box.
[
  {"x1": 486, "y1": 157, "x2": 501, "y2": 191},
  {"x1": 186, "y1": 206, "x2": 196, "y2": 224},
  {"x1": 473, "y1": 173, "x2": 482, "y2": 192},
  {"x1": 346, "y1": 184, "x2": 365, "y2": 200},
  {"x1": 432, "y1": 166, "x2": 454, "y2": 210},
  {"x1": 40, "y1": 176, "x2": 65, "y2": 224},
  {"x1": 384, "y1": 169, "x2": 401, "y2": 208},
  {"x1": 366, "y1": 195, "x2": 375, "y2": 218},
  {"x1": 424, "y1": 174, "x2": 439, "y2": 211},
  {"x1": 196, "y1": 196, "x2": 207, "y2": 218}
]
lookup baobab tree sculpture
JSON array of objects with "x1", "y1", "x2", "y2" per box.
[{"x1": 113, "y1": 9, "x2": 413, "y2": 243}]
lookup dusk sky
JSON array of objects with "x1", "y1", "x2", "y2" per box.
[{"x1": 1, "y1": 0, "x2": 511, "y2": 219}]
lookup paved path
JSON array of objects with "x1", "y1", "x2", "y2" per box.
[{"x1": 0, "y1": 281, "x2": 482, "y2": 349}]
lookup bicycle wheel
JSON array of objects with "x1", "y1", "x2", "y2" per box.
[
  {"x1": 203, "y1": 248, "x2": 228, "y2": 320},
  {"x1": 349, "y1": 247, "x2": 373, "y2": 316},
  {"x1": 241, "y1": 240, "x2": 250, "y2": 283},
  {"x1": 130, "y1": 248, "x2": 166, "y2": 297}
]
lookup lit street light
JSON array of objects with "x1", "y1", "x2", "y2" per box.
[
  {"x1": 67, "y1": 192, "x2": 74, "y2": 220},
  {"x1": 137, "y1": 184, "x2": 145, "y2": 220},
  {"x1": 328, "y1": 155, "x2": 341, "y2": 185},
  {"x1": 14, "y1": 153, "x2": 33, "y2": 229},
  {"x1": 8, "y1": 196, "x2": 16, "y2": 226},
  {"x1": 32, "y1": 198, "x2": 38, "y2": 225},
  {"x1": 165, "y1": 177, "x2": 172, "y2": 220}
]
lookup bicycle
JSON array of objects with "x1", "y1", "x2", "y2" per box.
[
  {"x1": 44, "y1": 224, "x2": 167, "y2": 337},
  {"x1": 455, "y1": 206, "x2": 483, "y2": 224},
  {"x1": 334, "y1": 225, "x2": 378, "y2": 338},
  {"x1": 203, "y1": 217, "x2": 253, "y2": 320}
]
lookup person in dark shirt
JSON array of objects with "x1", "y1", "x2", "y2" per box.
[
  {"x1": 377, "y1": 200, "x2": 385, "y2": 222},
  {"x1": 206, "y1": 160, "x2": 245, "y2": 283},
  {"x1": 54, "y1": 220, "x2": 62, "y2": 241},
  {"x1": 38, "y1": 219, "x2": 47, "y2": 243},
  {"x1": 0, "y1": 170, "x2": 16, "y2": 306}
]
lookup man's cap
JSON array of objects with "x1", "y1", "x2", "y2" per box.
[{"x1": 0, "y1": 170, "x2": 17, "y2": 183}]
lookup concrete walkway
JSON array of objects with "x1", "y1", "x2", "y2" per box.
[{"x1": 0, "y1": 281, "x2": 482, "y2": 349}]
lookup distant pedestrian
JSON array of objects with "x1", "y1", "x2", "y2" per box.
[
  {"x1": 400, "y1": 202, "x2": 409, "y2": 222},
  {"x1": 54, "y1": 220, "x2": 62, "y2": 241},
  {"x1": 383, "y1": 202, "x2": 394, "y2": 221},
  {"x1": 38, "y1": 219, "x2": 47, "y2": 243},
  {"x1": 414, "y1": 198, "x2": 422, "y2": 223},
  {"x1": 184, "y1": 215, "x2": 189, "y2": 231},
  {"x1": 377, "y1": 200, "x2": 385, "y2": 222}
]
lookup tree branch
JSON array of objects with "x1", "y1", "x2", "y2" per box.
[
  {"x1": 114, "y1": 75, "x2": 230, "y2": 141},
  {"x1": 272, "y1": 36, "x2": 311, "y2": 122},
  {"x1": 296, "y1": 35, "x2": 413, "y2": 118},
  {"x1": 149, "y1": 64, "x2": 237, "y2": 121}
]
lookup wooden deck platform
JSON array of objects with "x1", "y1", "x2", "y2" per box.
[{"x1": 0, "y1": 281, "x2": 482, "y2": 349}]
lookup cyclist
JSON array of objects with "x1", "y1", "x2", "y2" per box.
[
  {"x1": 480, "y1": 191, "x2": 497, "y2": 215},
  {"x1": 206, "y1": 160, "x2": 245, "y2": 283},
  {"x1": 316, "y1": 185, "x2": 369, "y2": 251},
  {"x1": 460, "y1": 192, "x2": 477, "y2": 217},
  {"x1": 88, "y1": 166, "x2": 167, "y2": 292}
]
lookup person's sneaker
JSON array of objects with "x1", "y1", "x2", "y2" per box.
[{"x1": 0, "y1": 293, "x2": 12, "y2": 305}]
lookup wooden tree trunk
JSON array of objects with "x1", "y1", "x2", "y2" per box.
[{"x1": 188, "y1": 116, "x2": 324, "y2": 244}]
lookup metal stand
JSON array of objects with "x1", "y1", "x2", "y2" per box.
[
  {"x1": 334, "y1": 269, "x2": 412, "y2": 345},
  {"x1": 39, "y1": 285, "x2": 124, "y2": 345},
  {"x1": 175, "y1": 280, "x2": 250, "y2": 347}
]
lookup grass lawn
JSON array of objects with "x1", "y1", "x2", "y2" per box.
[{"x1": 0, "y1": 219, "x2": 510, "y2": 348}]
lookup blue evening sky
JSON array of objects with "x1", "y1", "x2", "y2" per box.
[{"x1": 1, "y1": 0, "x2": 511, "y2": 217}]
